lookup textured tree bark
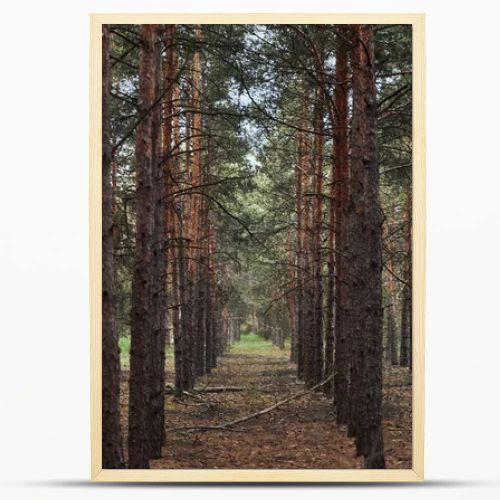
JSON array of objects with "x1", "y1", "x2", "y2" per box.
[
  {"x1": 332, "y1": 27, "x2": 351, "y2": 425},
  {"x1": 384, "y1": 228, "x2": 399, "y2": 366},
  {"x1": 149, "y1": 27, "x2": 166, "y2": 459},
  {"x1": 349, "y1": 24, "x2": 385, "y2": 469},
  {"x1": 102, "y1": 24, "x2": 124, "y2": 470},
  {"x1": 188, "y1": 25, "x2": 205, "y2": 378},
  {"x1": 179, "y1": 222, "x2": 194, "y2": 391},
  {"x1": 208, "y1": 224, "x2": 218, "y2": 369},
  {"x1": 128, "y1": 24, "x2": 157, "y2": 469},
  {"x1": 295, "y1": 84, "x2": 310, "y2": 381},
  {"x1": 287, "y1": 230, "x2": 298, "y2": 363},
  {"x1": 303, "y1": 150, "x2": 316, "y2": 388},
  {"x1": 324, "y1": 134, "x2": 335, "y2": 397},
  {"x1": 149, "y1": 24, "x2": 177, "y2": 458},
  {"x1": 311, "y1": 85, "x2": 325, "y2": 387},
  {"x1": 297, "y1": 83, "x2": 319, "y2": 388},
  {"x1": 200, "y1": 139, "x2": 212, "y2": 373},
  {"x1": 295, "y1": 127, "x2": 305, "y2": 380},
  {"x1": 169, "y1": 40, "x2": 183, "y2": 393},
  {"x1": 181, "y1": 55, "x2": 195, "y2": 391},
  {"x1": 400, "y1": 185, "x2": 412, "y2": 369}
]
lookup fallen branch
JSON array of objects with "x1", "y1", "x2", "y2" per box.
[
  {"x1": 173, "y1": 399, "x2": 217, "y2": 408},
  {"x1": 168, "y1": 374, "x2": 334, "y2": 434},
  {"x1": 165, "y1": 385, "x2": 245, "y2": 395}
]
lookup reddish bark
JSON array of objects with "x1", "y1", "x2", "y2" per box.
[
  {"x1": 128, "y1": 24, "x2": 157, "y2": 469},
  {"x1": 311, "y1": 84, "x2": 325, "y2": 387},
  {"x1": 332, "y1": 28, "x2": 351, "y2": 424}
]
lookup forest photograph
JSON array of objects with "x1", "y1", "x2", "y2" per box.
[{"x1": 99, "y1": 20, "x2": 417, "y2": 474}]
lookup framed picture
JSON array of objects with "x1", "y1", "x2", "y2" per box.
[{"x1": 90, "y1": 13, "x2": 425, "y2": 482}]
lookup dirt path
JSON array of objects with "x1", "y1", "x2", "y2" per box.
[{"x1": 125, "y1": 337, "x2": 413, "y2": 469}]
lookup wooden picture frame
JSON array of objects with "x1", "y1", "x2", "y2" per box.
[{"x1": 90, "y1": 12, "x2": 425, "y2": 482}]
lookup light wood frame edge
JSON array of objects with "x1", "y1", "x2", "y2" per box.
[{"x1": 89, "y1": 12, "x2": 425, "y2": 483}]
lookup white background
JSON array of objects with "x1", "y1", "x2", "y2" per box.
[{"x1": 1, "y1": 0, "x2": 499, "y2": 498}]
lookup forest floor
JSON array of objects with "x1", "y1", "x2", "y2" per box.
[{"x1": 120, "y1": 334, "x2": 412, "y2": 469}]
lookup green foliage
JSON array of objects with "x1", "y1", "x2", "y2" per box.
[{"x1": 108, "y1": 24, "x2": 413, "y2": 344}]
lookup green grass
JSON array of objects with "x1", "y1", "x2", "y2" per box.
[
  {"x1": 231, "y1": 333, "x2": 289, "y2": 357},
  {"x1": 119, "y1": 336, "x2": 131, "y2": 369},
  {"x1": 118, "y1": 332, "x2": 289, "y2": 369}
]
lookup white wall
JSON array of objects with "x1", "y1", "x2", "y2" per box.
[{"x1": 1, "y1": 1, "x2": 499, "y2": 498}]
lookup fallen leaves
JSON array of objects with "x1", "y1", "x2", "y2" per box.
[{"x1": 119, "y1": 349, "x2": 412, "y2": 469}]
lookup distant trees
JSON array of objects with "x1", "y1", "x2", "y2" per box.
[
  {"x1": 400, "y1": 185, "x2": 413, "y2": 369},
  {"x1": 102, "y1": 22, "x2": 412, "y2": 470}
]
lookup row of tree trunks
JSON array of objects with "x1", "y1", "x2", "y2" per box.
[
  {"x1": 289, "y1": 24, "x2": 388, "y2": 469},
  {"x1": 102, "y1": 23, "x2": 225, "y2": 469}
]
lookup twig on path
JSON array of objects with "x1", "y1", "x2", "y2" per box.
[
  {"x1": 173, "y1": 398, "x2": 219, "y2": 408},
  {"x1": 168, "y1": 374, "x2": 334, "y2": 434},
  {"x1": 166, "y1": 385, "x2": 246, "y2": 395}
]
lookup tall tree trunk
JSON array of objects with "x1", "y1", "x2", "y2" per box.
[
  {"x1": 190, "y1": 25, "x2": 205, "y2": 377},
  {"x1": 179, "y1": 219, "x2": 193, "y2": 391},
  {"x1": 332, "y1": 27, "x2": 350, "y2": 424},
  {"x1": 208, "y1": 221, "x2": 218, "y2": 369},
  {"x1": 128, "y1": 24, "x2": 157, "y2": 469},
  {"x1": 303, "y1": 145, "x2": 316, "y2": 388},
  {"x1": 149, "y1": 26, "x2": 166, "y2": 459},
  {"x1": 400, "y1": 185, "x2": 412, "y2": 369},
  {"x1": 102, "y1": 24, "x2": 124, "y2": 469},
  {"x1": 287, "y1": 229, "x2": 298, "y2": 363},
  {"x1": 384, "y1": 226, "x2": 399, "y2": 365},
  {"x1": 149, "y1": 24, "x2": 177, "y2": 459},
  {"x1": 169, "y1": 35, "x2": 183, "y2": 393},
  {"x1": 295, "y1": 126, "x2": 305, "y2": 379},
  {"x1": 312, "y1": 85, "x2": 325, "y2": 387},
  {"x1": 302, "y1": 99, "x2": 317, "y2": 388},
  {"x1": 295, "y1": 84, "x2": 310, "y2": 381},
  {"x1": 204, "y1": 137, "x2": 214, "y2": 372},
  {"x1": 349, "y1": 24, "x2": 385, "y2": 469},
  {"x1": 324, "y1": 131, "x2": 335, "y2": 397}
]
